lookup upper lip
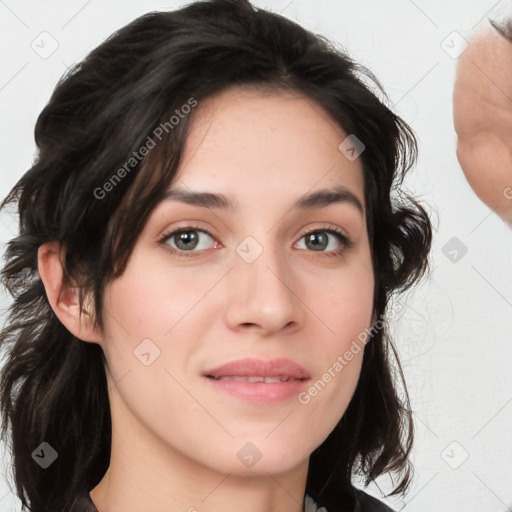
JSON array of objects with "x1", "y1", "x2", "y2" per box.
[{"x1": 203, "y1": 357, "x2": 311, "y2": 380}]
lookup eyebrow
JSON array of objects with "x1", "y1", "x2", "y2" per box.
[{"x1": 161, "y1": 185, "x2": 364, "y2": 215}]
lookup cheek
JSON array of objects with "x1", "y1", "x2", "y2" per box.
[
  {"x1": 103, "y1": 253, "x2": 209, "y2": 340},
  {"x1": 315, "y1": 256, "x2": 374, "y2": 343},
  {"x1": 99, "y1": 250, "x2": 221, "y2": 400},
  {"x1": 99, "y1": 267, "x2": 198, "y2": 424},
  {"x1": 299, "y1": 254, "x2": 373, "y2": 406}
]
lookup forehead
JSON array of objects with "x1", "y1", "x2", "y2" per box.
[{"x1": 174, "y1": 86, "x2": 365, "y2": 205}]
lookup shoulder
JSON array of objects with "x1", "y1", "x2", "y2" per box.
[{"x1": 353, "y1": 488, "x2": 395, "y2": 512}]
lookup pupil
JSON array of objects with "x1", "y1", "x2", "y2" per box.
[
  {"x1": 308, "y1": 233, "x2": 327, "y2": 251},
  {"x1": 177, "y1": 231, "x2": 198, "y2": 250}
]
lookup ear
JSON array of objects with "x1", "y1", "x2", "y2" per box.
[{"x1": 37, "y1": 241, "x2": 103, "y2": 344}]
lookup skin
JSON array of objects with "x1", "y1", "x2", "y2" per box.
[
  {"x1": 37, "y1": 87, "x2": 375, "y2": 512},
  {"x1": 453, "y1": 23, "x2": 512, "y2": 226}
]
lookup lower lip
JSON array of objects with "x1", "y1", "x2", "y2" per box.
[{"x1": 204, "y1": 376, "x2": 310, "y2": 403}]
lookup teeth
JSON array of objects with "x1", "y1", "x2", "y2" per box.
[{"x1": 215, "y1": 376, "x2": 291, "y2": 383}]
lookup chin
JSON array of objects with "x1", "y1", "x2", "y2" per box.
[{"x1": 201, "y1": 440, "x2": 310, "y2": 476}]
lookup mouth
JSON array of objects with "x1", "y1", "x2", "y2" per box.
[
  {"x1": 203, "y1": 375, "x2": 310, "y2": 403},
  {"x1": 205, "y1": 375, "x2": 308, "y2": 383},
  {"x1": 202, "y1": 356, "x2": 311, "y2": 381},
  {"x1": 202, "y1": 357, "x2": 311, "y2": 403},
  {"x1": 203, "y1": 358, "x2": 311, "y2": 405}
]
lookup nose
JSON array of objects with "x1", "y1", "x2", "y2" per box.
[{"x1": 223, "y1": 239, "x2": 305, "y2": 336}]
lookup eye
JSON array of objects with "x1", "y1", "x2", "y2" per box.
[
  {"x1": 157, "y1": 223, "x2": 353, "y2": 258},
  {"x1": 158, "y1": 224, "x2": 219, "y2": 257},
  {"x1": 295, "y1": 224, "x2": 353, "y2": 257}
]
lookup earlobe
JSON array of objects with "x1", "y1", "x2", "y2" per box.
[{"x1": 37, "y1": 241, "x2": 102, "y2": 344}]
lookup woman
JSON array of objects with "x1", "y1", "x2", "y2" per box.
[{"x1": 0, "y1": 1, "x2": 432, "y2": 511}]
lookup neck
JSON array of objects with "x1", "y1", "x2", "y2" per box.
[{"x1": 89, "y1": 382, "x2": 309, "y2": 512}]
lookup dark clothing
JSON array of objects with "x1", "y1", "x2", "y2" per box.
[
  {"x1": 353, "y1": 488, "x2": 395, "y2": 511},
  {"x1": 71, "y1": 485, "x2": 394, "y2": 512}
]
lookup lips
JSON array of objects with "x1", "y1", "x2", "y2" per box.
[
  {"x1": 213, "y1": 376, "x2": 293, "y2": 382},
  {"x1": 203, "y1": 357, "x2": 311, "y2": 404},
  {"x1": 203, "y1": 357, "x2": 311, "y2": 381}
]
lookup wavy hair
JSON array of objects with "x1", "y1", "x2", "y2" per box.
[{"x1": 0, "y1": 1, "x2": 432, "y2": 510}]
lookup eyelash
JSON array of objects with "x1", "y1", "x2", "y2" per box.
[{"x1": 157, "y1": 223, "x2": 354, "y2": 258}]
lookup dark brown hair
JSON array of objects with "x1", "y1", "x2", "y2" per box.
[{"x1": 0, "y1": 1, "x2": 432, "y2": 510}]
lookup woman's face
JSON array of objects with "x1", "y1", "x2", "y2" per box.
[{"x1": 99, "y1": 87, "x2": 375, "y2": 476}]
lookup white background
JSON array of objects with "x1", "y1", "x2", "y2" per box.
[{"x1": 0, "y1": 1, "x2": 511, "y2": 511}]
